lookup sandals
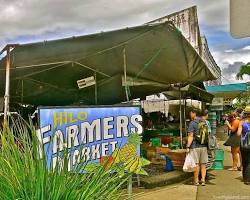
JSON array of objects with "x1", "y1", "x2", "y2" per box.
[
  {"x1": 228, "y1": 167, "x2": 238, "y2": 171},
  {"x1": 194, "y1": 182, "x2": 206, "y2": 186},
  {"x1": 194, "y1": 182, "x2": 200, "y2": 186},
  {"x1": 201, "y1": 182, "x2": 206, "y2": 186}
]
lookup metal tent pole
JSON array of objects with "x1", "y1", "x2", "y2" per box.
[
  {"x1": 179, "y1": 88, "x2": 183, "y2": 148},
  {"x1": 94, "y1": 72, "x2": 97, "y2": 105},
  {"x1": 184, "y1": 99, "x2": 187, "y2": 137},
  {"x1": 123, "y1": 47, "x2": 129, "y2": 102},
  {"x1": 0, "y1": 44, "x2": 18, "y2": 124},
  {"x1": 127, "y1": 175, "x2": 133, "y2": 199},
  {"x1": 3, "y1": 47, "x2": 11, "y2": 123}
]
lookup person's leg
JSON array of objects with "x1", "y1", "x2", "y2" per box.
[
  {"x1": 194, "y1": 165, "x2": 200, "y2": 184},
  {"x1": 190, "y1": 149, "x2": 199, "y2": 184},
  {"x1": 231, "y1": 146, "x2": 239, "y2": 169},
  {"x1": 239, "y1": 148, "x2": 242, "y2": 170},
  {"x1": 241, "y1": 148, "x2": 246, "y2": 180},
  {"x1": 200, "y1": 147, "x2": 208, "y2": 185},
  {"x1": 201, "y1": 164, "x2": 207, "y2": 182},
  {"x1": 245, "y1": 150, "x2": 250, "y2": 183}
]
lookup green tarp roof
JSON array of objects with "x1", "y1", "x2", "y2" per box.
[
  {"x1": 206, "y1": 83, "x2": 248, "y2": 99},
  {"x1": 0, "y1": 22, "x2": 215, "y2": 106},
  {"x1": 164, "y1": 84, "x2": 214, "y2": 103}
]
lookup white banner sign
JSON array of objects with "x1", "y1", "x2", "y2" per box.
[{"x1": 77, "y1": 76, "x2": 96, "y2": 89}]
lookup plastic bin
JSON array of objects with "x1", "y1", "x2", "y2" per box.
[
  {"x1": 211, "y1": 160, "x2": 224, "y2": 170},
  {"x1": 215, "y1": 149, "x2": 224, "y2": 161},
  {"x1": 161, "y1": 136, "x2": 173, "y2": 145},
  {"x1": 150, "y1": 138, "x2": 161, "y2": 147}
]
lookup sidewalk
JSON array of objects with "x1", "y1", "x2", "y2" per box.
[
  {"x1": 196, "y1": 127, "x2": 250, "y2": 200},
  {"x1": 135, "y1": 184, "x2": 197, "y2": 200},
  {"x1": 135, "y1": 127, "x2": 250, "y2": 200}
]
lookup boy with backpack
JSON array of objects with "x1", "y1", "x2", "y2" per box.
[{"x1": 186, "y1": 109, "x2": 209, "y2": 186}]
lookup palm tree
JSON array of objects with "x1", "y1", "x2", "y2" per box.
[{"x1": 236, "y1": 62, "x2": 250, "y2": 80}]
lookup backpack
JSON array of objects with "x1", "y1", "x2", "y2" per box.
[
  {"x1": 208, "y1": 134, "x2": 217, "y2": 150},
  {"x1": 241, "y1": 123, "x2": 250, "y2": 150},
  {"x1": 195, "y1": 120, "x2": 209, "y2": 145}
]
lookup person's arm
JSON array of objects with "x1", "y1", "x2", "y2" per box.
[
  {"x1": 237, "y1": 121, "x2": 243, "y2": 136},
  {"x1": 186, "y1": 122, "x2": 195, "y2": 152},
  {"x1": 186, "y1": 132, "x2": 194, "y2": 152},
  {"x1": 226, "y1": 119, "x2": 239, "y2": 132}
]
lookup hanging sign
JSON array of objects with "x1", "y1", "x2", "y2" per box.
[{"x1": 77, "y1": 76, "x2": 96, "y2": 89}]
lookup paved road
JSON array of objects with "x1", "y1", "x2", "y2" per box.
[{"x1": 136, "y1": 127, "x2": 250, "y2": 200}]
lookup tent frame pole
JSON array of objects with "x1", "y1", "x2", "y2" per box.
[
  {"x1": 123, "y1": 47, "x2": 129, "y2": 102},
  {"x1": 184, "y1": 99, "x2": 187, "y2": 137},
  {"x1": 94, "y1": 72, "x2": 97, "y2": 105},
  {"x1": 3, "y1": 47, "x2": 11, "y2": 123},
  {"x1": 179, "y1": 87, "x2": 183, "y2": 148}
]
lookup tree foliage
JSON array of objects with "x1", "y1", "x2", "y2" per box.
[
  {"x1": 236, "y1": 62, "x2": 250, "y2": 80},
  {"x1": 234, "y1": 86, "x2": 250, "y2": 109}
]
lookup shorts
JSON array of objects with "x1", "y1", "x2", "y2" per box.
[{"x1": 190, "y1": 147, "x2": 208, "y2": 164}]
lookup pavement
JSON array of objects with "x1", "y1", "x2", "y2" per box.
[
  {"x1": 135, "y1": 127, "x2": 250, "y2": 200},
  {"x1": 140, "y1": 170, "x2": 192, "y2": 189}
]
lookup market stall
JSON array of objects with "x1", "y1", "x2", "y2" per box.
[
  {"x1": 0, "y1": 19, "x2": 217, "y2": 176},
  {"x1": 140, "y1": 84, "x2": 214, "y2": 170}
]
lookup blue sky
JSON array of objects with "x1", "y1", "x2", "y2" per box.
[{"x1": 0, "y1": 0, "x2": 249, "y2": 84}]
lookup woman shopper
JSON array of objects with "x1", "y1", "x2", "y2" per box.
[
  {"x1": 224, "y1": 113, "x2": 241, "y2": 171},
  {"x1": 237, "y1": 106, "x2": 250, "y2": 185}
]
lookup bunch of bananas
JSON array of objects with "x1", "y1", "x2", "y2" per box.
[
  {"x1": 124, "y1": 156, "x2": 142, "y2": 173},
  {"x1": 111, "y1": 132, "x2": 143, "y2": 173}
]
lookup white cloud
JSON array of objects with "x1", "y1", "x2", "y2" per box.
[
  {"x1": 213, "y1": 45, "x2": 250, "y2": 83},
  {"x1": 242, "y1": 46, "x2": 250, "y2": 51},
  {"x1": 214, "y1": 45, "x2": 250, "y2": 67},
  {"x1": 0, "y1": 0, "x2": 248, "y2": 84},
  {"x1": 0, "y1": 0, "x2": 229, "y2": 44}
]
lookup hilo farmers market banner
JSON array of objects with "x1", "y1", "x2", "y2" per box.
[{"x1": 37, "y1": 106, "x2": 142, "y2": 171}]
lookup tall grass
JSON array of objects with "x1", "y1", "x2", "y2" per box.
[{"x1": 0, "y1": 120, "x2": 128, "y2": 200}]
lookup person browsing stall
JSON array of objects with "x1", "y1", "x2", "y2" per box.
[
  {"x1": 186, "y1": 110, "x2": 209, "y2": 186},
  {"x1": 224, "y1": 113, "x2": 241, "y2": 171}
]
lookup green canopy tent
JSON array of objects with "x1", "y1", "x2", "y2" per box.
[
  {"x1": 164, "y1": 84, "x2": 214, "y2": 103},
  {"x1": 0, "y1": 22, "x2": 216, "y2": 107}
]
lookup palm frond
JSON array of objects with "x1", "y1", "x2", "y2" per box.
[{"x1": 236, "y1": 62, "x2": 250, "y2": 80}]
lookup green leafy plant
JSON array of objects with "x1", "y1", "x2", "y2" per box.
[
  {"x1": 0, "y1": 121, "x2": 128, "y2": 200},
  {"x1": 234, "y1": 86, "x2": 250, "y2": 109},
  {"x1": 236, "y1": 62, "x2": 250, "y2": 80}
]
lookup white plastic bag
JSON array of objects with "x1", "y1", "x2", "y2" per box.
[{"x1": 183, "y1": 153, "x2": 197, "y2": 172}]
